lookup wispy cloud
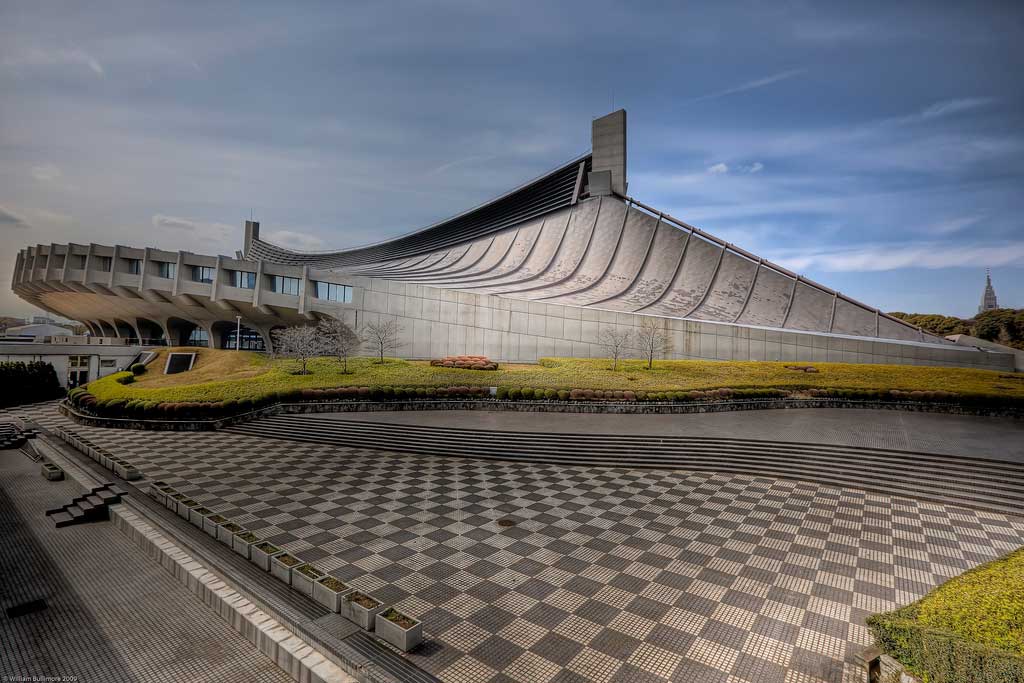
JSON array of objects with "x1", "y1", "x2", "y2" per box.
[
  {"x1": 2, "y1": 48, "x2": 104, "y2": 76},
  {"x1": 151, "y1": 214, "x2": 234, "y2": 249},
  {"x1": 263, "y1": 229, "x2": 325, "y2": 251},
  {"x1": 31, "y1": 164, "x2": 62, "y2": 182},
  {"x1": 929, "y1": 215, "x2": 984, "y2": 236},
  {"x1": 920, "y1": 98, "x2": 994, "y2": 120},
  {"x1": 0, "y1": 205, "x2": 32, "y2": 229},
  {"x1": 771, "y1": 241, "x2": 1024, "y2": 272},
  {"x1": 427, "y1": 155, "x2": 498, "y2": 176},
  {"x1": 685, "y1": 69, "x2": 805, "y2": 105},
  {"x1": 706, "y1": 162, "x2": 729, "y2": 175}
]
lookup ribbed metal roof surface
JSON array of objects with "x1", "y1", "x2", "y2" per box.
[{"x1": 247, "y1": 155, "x2": 590, "y2": 269}]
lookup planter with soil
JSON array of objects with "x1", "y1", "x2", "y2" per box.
[
  {"x1": 339, "y1": 591, "x2": 384, "y2": 631},
  {"x1": 313, "y1": 576, "x2": 352, "y2": 613},
  {"x1": 250, "y1": 541, "x2": 282, "y2": 571},
  {"x1": 375, "y1": 608, "x2": 423, "y2": 652},
  {"x1": 270, "y1": 552, "x2": 302, "y2": 585},
  {"x1": 177, "y1": 498, "x2": 199, "y2": 520},
  {"x1": 218, "y1": 521, "x2": 244, "y2": 547},
  {"x1": 233, "y1": 531, "x2": 260, "y2": 559},
  {"x1": 203, "y1": 513, "x2": 228, "y2": 538},
  {"x1": 291, "y1": 563, "x2": 325, "y2": 597},
  {"x1": 189, "y1": 506, "x2": 213, "y2": 529}
]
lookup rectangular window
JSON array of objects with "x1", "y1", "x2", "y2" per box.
[
  {"x1": 100, "y1": 359, "x2": 116, "y2": 368},
  {"x1": 270, "y1": 275, "x2": 300, "y2": 296},
  {"x1": 73, "y1": 254, "x2": 87, "y2": 269},
  {"x1": 125, "y1": 258, "x2": 141, "y2": 275},
  {"x1": 313, "y1": 281, "x2": 353, "y2": 303},
  {"x1": 69, "y1": 355, "x2": 89, "y2": 368},
  {"x1": 231, "y1": 270, "x2": 257, "y2": 289},
  {"x1": 95, "y1": 256, "x2": 112, "y2": 272},
  {"x1": 157, "y1": 261, "x2": 176, "y2": 279},
  {"x1": 192, "y1": 265, "x2": 215, "y2": 284}
]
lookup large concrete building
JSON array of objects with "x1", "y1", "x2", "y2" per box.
[{"x1": 10, "y1": 112, "x2": 1016, "y2": 371}]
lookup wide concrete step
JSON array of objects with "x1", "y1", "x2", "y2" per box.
[
  {"x1": 256, "y1": 415, "x2": 1024, "y2": 476},
  {"x1": 225, "y1": 417, "x2": 1024, "y2": 516},
  {"x1": 231, "y1": 421, "x2": 1024, "y2": 492}
]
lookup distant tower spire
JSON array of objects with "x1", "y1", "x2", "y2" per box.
[{"x1": 978, "y1": 268, "x2": 998, "y2": 313}]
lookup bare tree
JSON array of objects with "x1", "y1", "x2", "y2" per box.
[
  {"x1": 635, "y1": 318, "x2": 670, "y2": 370},
  {"x1": 598, "y1": 326, "x2": 633, "y2": 371},
  {"x1": 364, "y1": 318, "x2": 403, "y2": 364},
  {"x1": 318, "y1": 316, "x2": 364, "y2": 374},
  {"x1": 271, "y1": 325, "x2": 323, "y2": 375}
]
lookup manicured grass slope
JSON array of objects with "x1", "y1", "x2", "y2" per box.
[
  {"x1": 868, "y1": 547, "x2": 1024, "y2": 680},
  {"x1": 87, "y1": 347, "x2": 1024, "y2": 403}
]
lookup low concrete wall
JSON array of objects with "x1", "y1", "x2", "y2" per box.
[{"x1": 59, "y1": 396, "x2": 1023, "y2": 431}]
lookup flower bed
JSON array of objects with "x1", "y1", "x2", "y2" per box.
[{"x1": 429, "y1": 355, "x2": 498, "y2": 370}]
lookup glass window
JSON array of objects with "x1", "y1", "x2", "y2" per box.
[
  {"x1": 157, "y1": 261, "x2": 176, "y2": 279},
  {"x1": 313, "y1": 281, "x2": 353, "y2": 303},
  {"x1": 270, "y1": 275, "x2": 300, "y2": 296},
  {"x1": 69, "y1": 355, "x2": 89, "y2": 368},
  {"x1": 231, "y1": 270, "x2": 257, "y2": 289},
  {"x1": 187, "y1": 328, "x2": 209, "y2": 346},
  {"x1": 224, "y1": 326, "x2": 265, "y2": 351},
  {"x1": 100, "y1": 359, "x2": 117, "y2": 368},
  {"x1": 125, "y1": 258, "x2": 141, "y2": 275},
  {"x1": 192, "y1": 265, "x2": 215, "y2": 283},
  {"x1": 73, "y1": 254, "x2": 87, "y2": 269},
  {"x1": 95, "y1": 256, "x2": 112, "y2": 272}
]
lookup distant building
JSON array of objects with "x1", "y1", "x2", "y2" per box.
[{"x1": 978, "y1": 269, "x2": 999, "y2": 314}]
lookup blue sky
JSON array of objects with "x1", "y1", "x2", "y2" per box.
[{"x1": 1, "y1": 0, "x2": 1021, "y2": 318}]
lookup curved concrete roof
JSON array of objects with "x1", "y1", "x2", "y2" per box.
[{"x1": 250, "y1": 187, "x2": 934, "y2": 342}]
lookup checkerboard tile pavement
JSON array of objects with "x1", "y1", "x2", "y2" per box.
[{"x1": 9, "y1": 403, "x2": 1024, "y2": 683}]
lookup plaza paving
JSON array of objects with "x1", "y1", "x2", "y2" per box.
[
  {"x1": 0, "y1": 445, "x2": 292, "y2": 683},
  {"x1": 7, "y1": 403, "x2": 1024, "y2": 683}
]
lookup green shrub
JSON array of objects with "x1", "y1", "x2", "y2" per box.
[
  {"x1": 116, "y1": 374, "x2": 135, "y2": 385},
  {"x1": 496, "y1": 386, "x2": 509, "y2": 400},
  {"x1": 508, "y1": 388, "x2": 521, "y2": 400},
  {"x1": 521, "y1": 388, "x2": 534, "y2": 399},
  {"x1": 544, "y1": 389, "x2": 557, "y2": 400},
  {"x1": 130, "y1": 363, "x2": 146, "y2": 375},
  {"x1": 557, "y1": 390, "x2": 569, "y2": 400},
  {"x1": 868, "y1": 547, "x2": 1024, "y2": 681}
]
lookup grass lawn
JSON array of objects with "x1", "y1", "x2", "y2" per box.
[
  {"x1": 868, "y1": 546, "x2": 1024, "y2": 678},
  {"x1": 87, "y1": 347, "x2": 1024, "y2": 403}
]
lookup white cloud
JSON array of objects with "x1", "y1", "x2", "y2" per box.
[
  {"x1": 707, "y1": 162, "x2": 729, "y2": 175},
  {"x1": 770, "y1": 241, "x2": 1024, "y2": 273},
  {"x1": 0, "y1": 205, "x2": 32, "y2": 229},
  {"x1": 263, "y1": 229, "x2": 326, "y2": 251},
  {"x1": 31, "y1": 164, "x2": 62, "y2": 182},
  {"x1": 930, "y1": 215, "x2": 983, "y2": 236},
  {"x1": 151, "y1": 214, "x2": 234, "y2": 249},
  {"x1": 745, "y1": 162, "x2": 764, "y2": 174},
  {"x1": 919, "y1": 98, "x2": 994, "y2": 121},
  {"x1": 686, "y1": 69, "x2": 806, "y2": 105},
  {"x1": 2, "y1": 48, "x2": 104, "y2": 76}
]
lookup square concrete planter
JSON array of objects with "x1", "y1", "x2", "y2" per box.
[
  {"x1": 250, "y1": 542, "x2": 283, "y2": 571},
  {"x1": 218, "y1": 522, "x2": 244, "y2": 547},
  {"x1": 233, "y1": 531, "x2": 260, "y2": 559},
  {"x1": 375, "y1": 609, "x2": 423, "y2": 652},
  {"x1": 167, "y1": 492, "x2": 186, "y2": 512},
  {"x1": 112, "y1": 461, "x2": 128, "y2": 478},
  {"x1": 99, "y1": 452, "x2": 113, "y2": 469},
  {"x1": 339, "y1": 592, "x2": 384, "y2": 631},
  {"x1": 291, "y1": 564, "x2": 325, "y2": 597},
  {"x1": 271, "y1": 553, "x2": 302, "y2": 585},
  {"x1": 177, "y1": 498, "x2": 199, "y2": 520},
  {"x1": 204, "y1": 513, "x2": 228, "y2": 538},
  {"x1": 122, "y1": 466, "x2": 142, "y2": 482},
  {"x1": 314, "y1": 577, "x2": 353, "y2": 613},
  {"x1": 148, "y1": 484, "x2": 167, "y2": 505},
  {"x1": 41, "y1": 463, "x2": 63, "y2": 481},
  {"x1": 189, "y1": 506, "x2": 212, "y2": 529}
]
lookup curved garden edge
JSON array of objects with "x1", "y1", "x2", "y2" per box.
[{"x1": 58, "y1": 396, "x2": 1023, "y2": 431}]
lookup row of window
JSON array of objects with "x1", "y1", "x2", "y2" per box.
[{"x1": 44, "y1": 256, "x2": 350, "y2": 303}]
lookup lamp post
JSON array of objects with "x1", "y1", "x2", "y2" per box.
[{"x1": 235, "y1": 315, "x2": 242, "y2": 351}]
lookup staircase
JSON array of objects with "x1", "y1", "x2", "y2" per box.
[
  {"x1": 0, "y1": 422, "x2": 37, "y2": 450},
  {"x1": 45, "y1": 484, "x2": 127, "y2": 528},
  {"x1": 226, "y1": 415, "x2": 1024, "y2": 517}
]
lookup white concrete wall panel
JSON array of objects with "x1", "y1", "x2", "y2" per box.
[
  {"x1": 736, "y1": 266, "x2": 793, "y2": 327},
  {"x1": 786, "y1": 281, "x2": 835, "y2": 332},
  {"x1": 642, "y1": 237, "x2": 721, "y2": 317},
  {"x1": 832, "y1": 298, "x2": 878, "y2": 337},
  {"x1": 691, "y1": 251, "x2": 758, "y2": 321}
]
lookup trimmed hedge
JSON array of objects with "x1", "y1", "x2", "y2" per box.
[
  {"x1": 867, "y1": 547, "x2": 1024, "y2": 682},
  {"x1": 0, "y1": 360, "x2": 64, "y2": 407},
  {"x1": 130, "y1": 363, "x2": 147, "y2": 375}
]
